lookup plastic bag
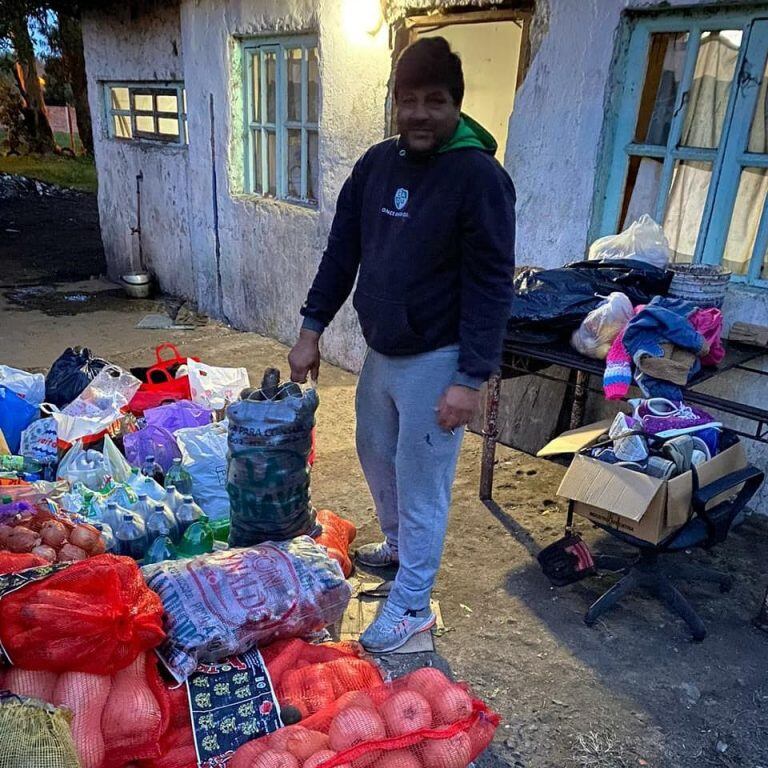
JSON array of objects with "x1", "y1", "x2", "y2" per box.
[
  {"x1": 227, "y1": 383, "x2": 319, "y2": 547},
  {"x1": 144, "y1": 399, "x2": 212, "y2": 433},
  {"x1": 123, "y1": 425, "x2": 181, "y2": 472},
  {"x1": 0, "y1": 365, "x2": 45, "y2": 406},
  {"x1": 0, "y1": 554, "x2": 165, "y2": 675},
  {"x1": 231, "y1": 667, "x2": 499, "y2": 768},
  {"x1": 45, "y1": 347, "x2": 109, "y2": 408},
  {"x1": 0, "y1": 386, "x2": 39, "y2": 455},
  {"x1": 62, "y1": 366, "x2": 141, "y2": 418},
  {"x1": 589, "y1": 215, "x2": 670, "y2": 270},
  {"x1": 56, "y1": 441, "x2": 109, "y2": 490},
  {"x1": 19, "y1": 412, "x2": 58, "y2": 468},
  {"x1": 175, "y1": 422, "x2": 230, "y2": 523},
  {"x1": 128, "y1": 344, "x2": 198, "y2": 416},
  {"x1": 0, "y1": 694, "x2": 81, "y2": 768},
  {"x1": 142, "y1": 537, "x2": 351, "y2": 682},
  {"x1": 508, "y1": 259, "x2": 673, "y2": 344},
  {"x1": 102, "y1": 435, "x2": 133, "y2": 484},
  {"x1": 570, "y1": 292, "x2": 633, "y2": 359},
  {"x1": 187, "y1": 360, "x2": 250, "y2": 410}
]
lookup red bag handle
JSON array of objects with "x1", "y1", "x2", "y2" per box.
[
  {"x1": 154, "y1": 343, "x2": 186, "y2": 367},
  {"x1": 145, "y1": 367, "x2": 175, "y2": 385}
]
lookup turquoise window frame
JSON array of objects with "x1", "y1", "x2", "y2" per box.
[
  {"x1": 242, "y1": 36, "x2": 319, "y2": 205},
  {"x1": 103, "y1": 81, "x2": 187, "y2": 145},
  {"x1": 594, "y1": 8, "x2": 768, "y2": 287}
]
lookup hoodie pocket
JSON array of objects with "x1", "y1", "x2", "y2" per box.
[{"x1": 353, "y1": 290, "x2": 426, "y2": 353}]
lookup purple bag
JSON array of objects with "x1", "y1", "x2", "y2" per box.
[
  {"x1": 123, "y1": 424, "x2": 182, "y2": 471},
  {"x1": 144, "y1": 399, "x2": 212, "y2": 433}
]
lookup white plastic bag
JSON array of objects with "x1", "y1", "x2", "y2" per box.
[
  {"x1": 0, "y1": 365, "x2": 45, "y2": 405},
  {"x1": 56, "y1": 441, "x2": 110, "y2": 490},
  {"x1": 571, "y1": 292, "x2": 633, "y2": 360},
  {"x1": 187, "y1": 360, "x2": 249, "y2": 410},
  {"x1": 102, "y1": 434, "x2": 133, "y2": 483},
  {"x1": 175, "y1": 421, "x2": 230, "y2": 522},
  {"x1": 588, "y1": 214, "x2": 670, "y2": 270},
  {"x1": 19, "y1": 412, "x2": 58, "y2": 467}
]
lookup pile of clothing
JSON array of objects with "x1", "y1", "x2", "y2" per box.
[{"x1": 590, "y1": 399, "x2": 723, "y2": 480}]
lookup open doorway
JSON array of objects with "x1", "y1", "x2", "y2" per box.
[{"x1": 390, "y1": 6, "x2": 531, "y2": 163}]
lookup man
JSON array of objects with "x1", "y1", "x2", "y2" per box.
[{"x1": 288, "y1": 37, "x2": 515, "y2": 653}]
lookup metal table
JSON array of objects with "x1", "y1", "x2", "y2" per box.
[{"x1": 479, "y1": 337, "x2": 768, "y2": 500}]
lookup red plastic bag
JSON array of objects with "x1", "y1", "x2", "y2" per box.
[
  {"x1": 314, "y1": 510, "x2": 357, "y2": 578},
  {"x1": 0, "y1": 554, "x2": 165, "y2": 674},
  {"x1": 129, "y1": 344, "x2": 198, "y2": 416},
  {"x1": 231, "y1": 668, "x2": 500, "y2": 768}
]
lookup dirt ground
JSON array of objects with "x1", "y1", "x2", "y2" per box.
[{"x1": 2, "y1": 182, "x2": 768, "y2": 768}]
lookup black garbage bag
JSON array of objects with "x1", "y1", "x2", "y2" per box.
[
  {"x1": 226, "y1": 376, "x2": 319, "y2": 547},
  {"x1": 44, "y1": 347, "x2": 109, "y2": 407},
  {"x1": 507, "y1": 259, "x2": 672, "y2": 344}
]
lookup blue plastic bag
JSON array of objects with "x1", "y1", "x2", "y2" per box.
[{"x1": 0, "y1": 385, "x2": 39, "y2": 454}]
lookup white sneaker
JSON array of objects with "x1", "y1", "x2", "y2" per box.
[{"x1": 355, "y1": 540, "x2": 399, "y2": 568}]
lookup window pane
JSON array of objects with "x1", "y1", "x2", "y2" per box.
[
  {"x1": 134, "y1": 93, "x2": 153, "y2": 112},
  {"x1": 287, "y1": 48, "x2": 302, "y2": 122},
  {"x1": 634, "y1": 32, "x2": 688, "y2": 146},
  {"x1": 252, "y1": 53, "x2": 260, "y2": 123},
  {"x1": 308, "y1": 130, "x2": 319, "y2": 203},
  {"x1": 135, "y1": 115, "x2": 155, "y2": 133},
  {"x1": 265, "y1": 51, "x2": 277, "y2": 124},
  {"x1": 308, "y1": 47, "x2": 319, "y2": 124},
  {"x1": 723, "y1": 167, "x2": 768, "y2": 275},
  {"x1": 287, "y1": 129, "x2": 302, "y2": 198},
  {"x1": 680, "y1": 30, "x2": 742, "y2": 149},
  {"x1": 749, "y1": 51, "x2": 768, "y2": 154},
  {"x1": 252, "y1": 130, "x2": 263, "y2": 194},
  {"x1": 157, "y1": 93, "x2": 177, "y2": 112},
  {"x1": 110, "y1": 87, "x2": 130, "y2": 111},
  {"x1": 620, "y1": 155, "x2": 664, "y2": 229},
  {"x1": 663, "y1": 160, "x2": 713, "y2": 263},
  {"x1": 267, "y1": 130, "x2": 277, "y2": 196},
  {"x1": 113, "y1": 113, "x2": 132, "y2": 138},
  {"x1": 158, "y1": 117, "x2": 179, "y2": 137}
]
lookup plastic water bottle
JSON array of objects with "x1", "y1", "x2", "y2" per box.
[
  {"x1": 144, "y1": 535, "x2": 178, "y2": 564},
  {"x1": 139, "y1": 475, "x2": 165, "y2": 503},
  {"x1": 102, "y1": 500, "x2": 129, "y2": 531},
  {"x1": 179, "y1": 513, "x2": 214, "y2": 557},
  {"x1": 132, "y1": 493, "x2": 155, "y2": 523},
  {"x1": 165, "y1": 458, "x2": 193, "y2": 495},
  {"x1": 127, "y1": 467, "x2": 144, "y2": 493},
  {"x1": 141, "y1": 454, "x2": 165, "y2": 485},
  {"x1": 146, "y1": 503, "x2": 180, "y2": 544},
  {"x1": 176, "y1": 495, "x2": 203, "y2": 536},
  {"x1": 163, "y1": 485, "x2": 185, "y2": 516},
  {"x1": 115, "y1": 512, "x2": 148, "y2": 559},
  {"x1": 93, "y1": 522, "x2": 116, "y2": 553}
]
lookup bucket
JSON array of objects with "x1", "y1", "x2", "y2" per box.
[
  {"x1": 121, "y1": 272, "x2": 152, "y2": 299},
  {"x1": 668, "y1": 264, "x2": 731, "y2": 309}
]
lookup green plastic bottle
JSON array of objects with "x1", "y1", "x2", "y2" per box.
[{"x1": 178, "y1": 514, "x2": 214, "y2": 557}]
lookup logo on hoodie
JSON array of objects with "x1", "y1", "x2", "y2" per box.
[{"x1": 394, "y1": 188, "x2": 409, "y2": 210}]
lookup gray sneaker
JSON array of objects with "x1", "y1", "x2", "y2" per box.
[
  {"x1": 355, "y1": 540, "x2": 399, "y2": 568},
  {"x1": 360, "y1": 601, "x2": 435, "y2": 654}
]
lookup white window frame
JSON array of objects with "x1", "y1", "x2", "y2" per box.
[
  {"x1": 103, "y1": 81, "x2": 187, "y2": 145},
  {"x1": 242, "y1": 36, "x2": 319, "y2": 205}
]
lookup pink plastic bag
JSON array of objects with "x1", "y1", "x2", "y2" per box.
[
  {"x1": 144, "y1": 400, "x2": 212, "y2": 433},
  {"x1": 691, "y1": 308, "x2": 725, "y2": 367},
  {"x1": 123, "y1": 425, "x2": 181, "y2": 472}
]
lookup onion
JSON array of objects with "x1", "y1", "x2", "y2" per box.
[
  {"x1": 57, "y1": 543, "x2": 88, "y2": 562},
  {"x1": 7, "y1": 526, "x2": 42, "y2": 553},
  {"x1": 40, "y1": 520, "x2": 68, "y2": 548},
  {"x1": 69, "y1": 524, "x2": 101, "y2": 553},
  {"x1": 0, "y1": 525, "x2": 14, "y2": 548},
  {"x1": 31, "y1": 545, "x2": 57, "y2": 562}
]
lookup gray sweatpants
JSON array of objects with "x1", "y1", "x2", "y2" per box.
[{"x1": 355, "y1": 345, "x2": 465, "y2": 611}]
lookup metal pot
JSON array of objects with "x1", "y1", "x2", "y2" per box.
[{"x1": 121, "y1": 272, "x2": 152, "y2": 299}]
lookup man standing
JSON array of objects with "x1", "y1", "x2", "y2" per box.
[{"x1": 289, "y1": 37, "x2": 515, "y2": 652}]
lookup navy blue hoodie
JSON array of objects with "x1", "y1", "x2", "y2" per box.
[{"x1": 301, "y1": 115, "x2": 516, "y2": 387}]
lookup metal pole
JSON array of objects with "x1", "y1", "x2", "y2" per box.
[
  {"x1": 569, "y1": 370, "x2": 589, "y2": 430},
  {"x1": 480, "y1": 372, "x2": 502, "y2": 501}
]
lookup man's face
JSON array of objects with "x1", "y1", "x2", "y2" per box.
[{"x1": 396, "y1": 85, "x2": 460, "y2": 153}]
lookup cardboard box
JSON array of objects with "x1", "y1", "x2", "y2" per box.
[{"x1": 556, "y1": 423, "x2": 748, "y2": 544}]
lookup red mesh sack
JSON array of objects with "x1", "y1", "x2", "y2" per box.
[
  {"x1": 0, "y1": 552, "x2": 47, "y2": 574},
  {"x1": 0, "y1": 666, "x2": 58, "y2": 701},
  {"x1": 314, "y1": 509, "x2": 357, "y2": 578},
  {"x1": 140, "y1": 683, "x2": 197, "y2": 768},
  {"x1": 0, "y1": 554, "x2": 165, "y2": 674},
  {"x1": 231, "y1": 668, "x2": 500, "y2": 768}
]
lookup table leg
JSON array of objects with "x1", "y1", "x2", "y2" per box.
[
  {"x1": 569, "y1": 370, "x2": 590, "y2": 430},
  {"x1": 480, "y1": 373, "x2": 502, "y2": 501}
]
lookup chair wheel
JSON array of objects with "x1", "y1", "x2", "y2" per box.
[{"x1": 720, "y1": 577, "x2": 734, "y2": 593}]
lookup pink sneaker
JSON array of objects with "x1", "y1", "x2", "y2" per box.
[{"x1": 630, "y1": 398, "x2": 721, "y2": 439}]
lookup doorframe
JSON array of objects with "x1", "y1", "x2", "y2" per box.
[{"x1": 385, "y1": 4, "x2": 534, "y2": 137}]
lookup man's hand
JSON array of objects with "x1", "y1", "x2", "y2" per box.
[
  {"x1": 288, "y1": 329, "x2": 321, "y2": 383},
  {"x1": 437, "y1": 385, "x2": 480, "y2": 431}
]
